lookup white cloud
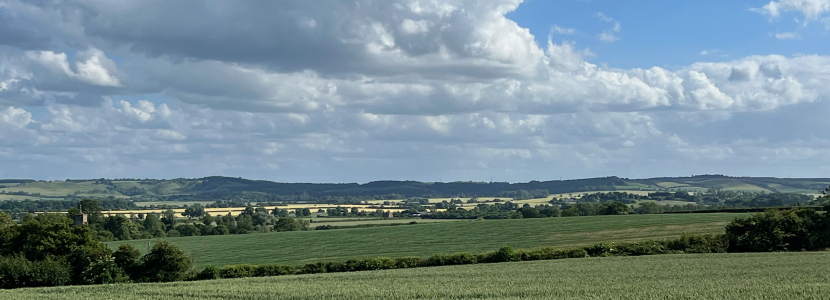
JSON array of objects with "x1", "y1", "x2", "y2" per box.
[
  {"x1": 551, "y1": 25, "x2": 576, "y2": 35},
  {"x1": 25, "y1": 48, "x2": 122, "y2": 87},
  {"x1": 754, "y1": 0, "x2": 830, "y2": 20},
  {"x1": 0, "y1": 106, "x2": 32, "y2": 129},
  {"x1": 773, "y1": 31, "x2": 801, "y2": 39},
  {"x1": 596, "y1": 12, "x2": 621, "y2": 43}
]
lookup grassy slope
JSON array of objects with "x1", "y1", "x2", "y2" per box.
[
  {"x1": 5, "y1": 252, "x2": 828, "y2": 300},
  {"x1": 107, "y1": 213, "x2": 744, "y2": 268}
]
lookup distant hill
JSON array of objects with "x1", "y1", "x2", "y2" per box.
[{"x1": 0, "y1": 175, "x2": 827, "y2": 202}]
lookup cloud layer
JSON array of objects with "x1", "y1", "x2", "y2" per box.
[{"x1": 0, "y1": 0, "x2": 828, "y2": 181}]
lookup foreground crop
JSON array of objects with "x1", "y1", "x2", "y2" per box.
[{"x1": 3, "y1": 252, "x2": 827, "y2": 300}]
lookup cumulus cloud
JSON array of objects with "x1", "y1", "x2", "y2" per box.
[
  {"x1": 754, "y1": 0, "x2": 830, "y2": 20},
  {"x1": 0, "y1": 0, "x2": 828, "y2": 181}
]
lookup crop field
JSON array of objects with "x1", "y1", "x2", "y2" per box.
[
  {"x1": 633, "y1": 199, "x2": 697, "y2": 207},
  {"x1": 133, "y1": 201, "x2": 217, "y2": 207},
  {"x1": 106, "y1": 213, "x2": 744, "y2": 268},
  {"x1": 4, "y1": 252, "x2": 827, "y2": 300},
  {"x1": 309, "y1": 218, "x2": 459, "y2": 228},
  {"x1": 102, "y1": 205, "x2": 411, "y2": 218},
  {"x1": 367, "y1": 190, "x2": 659, "y2": 206}
]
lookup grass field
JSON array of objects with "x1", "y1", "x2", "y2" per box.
[
  {"x1": 309, "y1": 218, "x2": 459, "y2": 228},
  {"x1": 106, "y1": 213, "x2": 745, "y2": 268},
  {"x1": 4, "y1": 252, "x2": 827, "y2": 299}
]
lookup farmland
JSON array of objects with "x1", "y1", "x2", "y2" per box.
[
  {"x1": 4, "y1": 251, "x2": 827, "y2": 300},
  {"x1": 2, "y1": 175, "x2": 826, "y2": 203},
  {"x1": 106, "y1": 213, "x2": 744, "y2": 268}
]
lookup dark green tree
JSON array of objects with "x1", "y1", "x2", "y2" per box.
[
  {"x1": 182, "y1": 204, "x2": 205, "y2": 219},
  {"x1": 0, "y1": 211, "x2": 13, "y2": 229},
  {"x1": 77, "y1": 199, "x2": 104, "y2": 224},
  {"x1": 113, "y1": 244, "x2": 141, "y2": 279},
  {"x1": 137, "y1": 241, "x2": 192, "y2": 282},
  {"x1": 161, "y1": 209, "x2": 177, "y2": 230},
  {"x1": 142, "y1": 213, "x2": 166, "y2": 237}
]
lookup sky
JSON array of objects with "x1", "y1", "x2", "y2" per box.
[{"x1": 0, "y1": 0, "x2": 828, "y2": 183}]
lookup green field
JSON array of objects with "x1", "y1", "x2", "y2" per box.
[
  {"x1": 4, "y1": 252, "x2": 826, "y2": 299},
  {"x1": 308, "y1": 218, "x2": 458, "y2": 228},
  {"x1": 107, "y1": 213, "x2": 744, "y2": 268}
]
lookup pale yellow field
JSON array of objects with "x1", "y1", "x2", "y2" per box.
[
  {"x1": 368, "y1": 190, "x2": 661, "y2": 208},
  {"x1": 102, "y1": 205, "x2": 410, "y2": 218},
  {"x1": 656, "y1": 182, "x2": 691, "y2": 188},
  {"x1": 134, "y1": 201, "x2": 216, "y2": 207}
]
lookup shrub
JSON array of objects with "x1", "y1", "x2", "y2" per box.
[
  {"x1": 197, "y1": 265, "x2": 220, "y2": 280},
  {"x1": 585, "y1": 243, "x2": 617, "y2": 257},
  {"x1": 725, "y1": 208, "x2": 825, "y2": 252},
  {"x1": 552, "y1": 248, "x2": 589, "y2": 259},
  {"x1": 343, "y1": 257, "x2": 396, "y2": 271},
  {"x1": 666, "y1": 234, "x2": 728, "y2": 253},
  {"x1": 393, "y1": 257, "x2": 423, "y2": 269},
  {"x1": 80, "y1": 261, "x2": 130, "y2": 284},
  {"x1": 300, "y1": 262, "x2": 329, "y2": 274},
  {"x1": 613, "y1": 241, "x2": 671, "y2": 256},
  {"x1": 254, "y1": 264, "x2": 294, "y2": 277},
  {"x1": 432, "y1": 253, "x2": 477, "y2": 266},
  {"x1": 0, "y1": 255, "x2": 72, "y2": 289},
  {"x1": 481, "y1": 246, "x2": 519, "y2": 263},
  {"x1": 219, "y1": 264, "x2": 256, "y2": 278}
]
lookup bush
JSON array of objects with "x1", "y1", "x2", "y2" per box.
[
  {"x1": 584, "y1": 243, "x2": 617, "y2": 257},
  {"x1": 481, "y1": 246, "x2": 519, "y2": 263},
  {"x1": 726, "y1": 208, "x2": 826, "y2": 252},
  {"x1": 254, "y1": 264, "x2": 295, "y2": 277},
  {"x1": 342, "y1": 257, "x2": 396, "y2": 271},
  {"x1": 96, "y1": 230, "x2": 114, "y2": 242},
  {"x1": 0, "y1": 255, "x2": 72, "y2": 289},
  {"x1": 80, "y1": 261, "x2": 130, "y2": 284},
  {"x1": 212, "y1": 225, "x2": 230, "y2": 235},
  {"x1": 219, "y1": 264, "x2": 256, "y2": 278},
  {"x1": 197, "y1": 265, "x2": 220, "y2": 280},
  {"x1": 300, "y1": 262, "x2": 330, "y2": 274},
  {"x1": 666, "y1": 234, "x2": 728, "y2": 253},
  {"x1": 553, "y1": 248, "x2": 589, "y2": 259},
  {"x1": 612, "y1": 241, "x2": 671, "y2": 256},
  {"x1": 392, "y1": 257, "x2": 423, "y2": 269},
  {"x1": 424, "y1": 253, "x2": 477, "y2": 266}
]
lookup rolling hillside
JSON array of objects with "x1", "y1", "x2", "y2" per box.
[{"x1": 1, "y1": 175, "x2": 827, "y2": 202}]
